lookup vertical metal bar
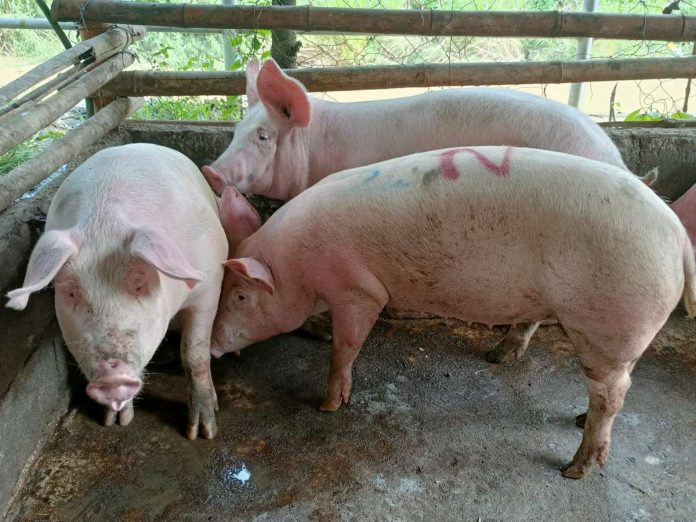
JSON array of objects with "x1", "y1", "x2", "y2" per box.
[
  {"x1": 568, "y1": 0, "x2": 599, "y2": 109},
  {"x1": 35, "y1": 0, "x2": 95, "y2": 116},
  {"x1": 34, "y1": 0, "x2": 72, "y2": 50}
]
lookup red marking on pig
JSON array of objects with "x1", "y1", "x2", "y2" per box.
[{"x1": 439, "y1": 147, "x2": 513, "y2": 180}]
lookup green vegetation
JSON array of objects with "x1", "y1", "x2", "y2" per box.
[
  {"x1": 624, "y1": 109, "x2": 696, "y2": 122},
  {"x1": 0, "y1": 130, "x2": 63, "y2": 175}
]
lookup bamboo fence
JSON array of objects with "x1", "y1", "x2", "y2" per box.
[{"x1": 51, "y1": 0, "x2": 696, "y2": 41}]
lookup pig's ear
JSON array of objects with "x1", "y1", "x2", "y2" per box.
[
  {"x1": 220, "y1": 186, "x2": 261, "y2": 248},
  {"x1": 246, "y1": 58, "x2": 261, "y2": 106},
  {"x1": 130, "y1": 227, "x2": 205, "y2": 289},
  {"x1": 6, "y1": 229, "x2": 79, "y2": 310},
  {"x1": 224, "y1": 257, "x2": 275, "y2": 295},
  {"x1": 201, "y1": 165, "x2": 226, "y2": 195},
  {"x1": 257, "y1": 58, "x2": 311, "y2": 128}
]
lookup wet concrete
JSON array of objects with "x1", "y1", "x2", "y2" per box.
[{"x1": 8, "y1": 311, "x2": 696, "y2": 521}]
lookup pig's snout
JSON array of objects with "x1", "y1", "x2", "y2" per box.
[
  {"x1": 86, "y1": 374, "x2": 142, "y2": 411},
  {"x1": 210, "y1": 340, "x2": 225, "y2": 359},
  {"x1": 203, "y1": 161, "x2": 248, "y2": 193}
]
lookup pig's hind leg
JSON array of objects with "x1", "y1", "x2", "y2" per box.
[
  {"x1": 485, "y1": 322, "x2": 540, "y2": 364},
  {"x1": 560, "y1": 325, "x2": 648, "y2": 479},
  {"x1": 179, "y1": 306, "x2": 219, "y2": 440}
]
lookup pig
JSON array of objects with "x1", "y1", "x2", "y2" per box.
[
  {"x1": 202, "y1": 57, "x2": 659, "y2": 360},
  {"x1": 6, "y1": 143, "x2": 227, "y2": 439},
  {"x1": 210, "y1": 146, "x2": 695, "y2": 478},
  {"x1": 201, "y1": 58, "x2": 650, "y2": 201},
  {"x1": 670, "y1": 182, "x2": 696, "y2": 251}
]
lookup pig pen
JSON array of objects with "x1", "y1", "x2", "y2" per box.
[{"x1": 1, "y1": 121, "x2": 695, "y2": 521}]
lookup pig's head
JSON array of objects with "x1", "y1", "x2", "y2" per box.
[
  {"x1": 202, "y1": 58, "x2": 311, "y2": 198},
  {"x1": 210, "y1": 257, "x2": 276, "y2": 357},
  {"x1": 6, "y1": 226, "x2": 205, "y2": 412},
  {"x1": 210, "y1": 186, "x2": 272, "y2": 357}
]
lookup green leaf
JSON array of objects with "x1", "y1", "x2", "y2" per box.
[
  {"x1": 669, "y1": 111, "x2": 696, "y2": 120},
  {"x1": 624, "y1": 109, "x2": 642, "y2": 121}
]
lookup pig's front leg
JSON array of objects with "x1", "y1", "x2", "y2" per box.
[
  {"x1": 485, "y1": 322, "x2": 541, "y2": 364},
  {"x1": 319, "y1": 299, "x2": 385, "y2": 412},
  {"x1": 104, "y1": 400, "x2": 135, "y2": 427},
  {"x1": 179, "y1": 307, "x2": 218, "y2": 440}
]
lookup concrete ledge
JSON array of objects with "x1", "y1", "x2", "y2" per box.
[{"x1": 121, "y1": 121, "x2": 696, "y2": 202}]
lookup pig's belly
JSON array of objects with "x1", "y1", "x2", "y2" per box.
[{"x1": 385, "y1": 276, "x2": 555, "y2": 326}]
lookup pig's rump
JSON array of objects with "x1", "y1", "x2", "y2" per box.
[{"x1": 290, "y1": 147, "x2": 686, "y2": 331}]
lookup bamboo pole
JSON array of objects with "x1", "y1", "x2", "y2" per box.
[
  {"x1": 0, "y1": 25, "x2": 145, "y2": 106},
  {"x1": 101, "y1": 55, "x2": 696, "y2": 97},
  {"x1": 0, "y1": 97, "x2": 143, "y2": 213},
  {"x1": 0, "y1": 52, "x2": 134, "y2": 156},
  {"x1": 51, "y1": 0, "x2": 696, "y2": 41}
]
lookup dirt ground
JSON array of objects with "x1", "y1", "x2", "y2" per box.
[{"x1": 8, "y1": 312, "x2": 696, "y2": 521}]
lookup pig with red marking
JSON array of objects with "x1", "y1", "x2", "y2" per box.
[
  {"x1": 211, "y1": 146, "x2": 695, "y2": 478},
  {"x1": 6, "y1": 143, "x2": 227, "y2": 439},
  {"x1": 202, "y1": 57, "x2": 660, "y2": 359}
]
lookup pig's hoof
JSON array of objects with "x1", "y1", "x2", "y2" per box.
[
  {"x1": 319, "y1": 398, "x2": 341, "y2": 412},
  {"x1": 485, "y1": 341, "x2": 515, "y2": 364},
  {"x1": 188, "y1": 419, "x2": 218, "y2": 440},
  {"x1": 561, "y1": 461, "x2": 591, "y2": 480},
  {"x1": 103, "y1": 403, "x2": 134, "y2": 427},
  {"x1": 104, "y1": 408, "x2": 117, "y2": 427},
  {"x1": 118, "y1": 402, "x2": 135, "y2": 426},
  {"x1": 575, "y1": 412, "x2": 587, "y2": 429}
]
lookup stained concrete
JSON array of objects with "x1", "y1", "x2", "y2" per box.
[{"x1": 8, "y1": 312, "x2": 695, "y2": 521}]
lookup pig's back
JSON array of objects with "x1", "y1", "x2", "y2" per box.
[
  {"x1": 283, "y1": 147, "x2": 684, "y2": 325},
  {"x1": 49, "y1": 144, "x2": 218, "y2": 231},
  {"x1": 332, "y1": 88, "x2": 625, "y2": 171}
]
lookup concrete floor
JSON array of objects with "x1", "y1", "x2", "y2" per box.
[{"x1": 9, "y1": 313, "x2": 696, "y2": 521}]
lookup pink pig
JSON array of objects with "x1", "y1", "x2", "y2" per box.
[
  {"x1": 6, "y1": 144, "x2": 227, "y2": 439},
  {"x1": 211, "y1": 146, "x2": 695, "y2": 479},
  {"x1": 202, "y1": 58, "x2": 648, "y2": 200},
  {"x1": 670, "y1": 182, "x2": 696, "y2": 251}
]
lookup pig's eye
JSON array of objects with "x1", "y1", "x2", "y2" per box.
[
  {"x1": 258, "y1": 130, "x2": 270, "y2": 141},
  {"x1": 236, "y1": 294, "x2": 246, "y2": 302}
]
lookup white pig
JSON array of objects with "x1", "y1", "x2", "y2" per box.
[
  {"x1": 201, "y1": 58, "x2": 640, "y2": 200},
  {"x1": 6, "y1": 143, "x2": 227, "y2": 439},
  {"x1": 210, "y1": 146, "x2": 695, "y2": 478}
]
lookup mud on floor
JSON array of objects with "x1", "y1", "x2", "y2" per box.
[{"x1": 9, "y1": 315, "x2": 696, "y2": 521}]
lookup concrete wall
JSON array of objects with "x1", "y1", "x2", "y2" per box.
[{"x1": 0, "y1": 122, "x2": 694, "y2": 517}]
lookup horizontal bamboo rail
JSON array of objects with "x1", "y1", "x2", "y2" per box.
[
  {"x1": 51, "y1": 0, "x2": 696, "y2": 41},
  {"x1": 0, "y1": 16, "x2": 219, "y2": 33},
  {"x1": 0, "y1": 97, "x2": 143, "y2": 213},
  {"x1": 0, "y1": 25, "x2": 144, "y2": 106},
  {"x1": 101, "y1": 56, "x2": 696, "y2": 96},
  {"x1": 0, "y1": 52, "x2": 134, "y2": 156}
]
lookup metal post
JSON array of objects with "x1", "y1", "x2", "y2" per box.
[
  {"x1": 222, "y1": 0, "x2": 238, "y2": 70},
  {"x1": 34, "y1": 0, "x2": 95, "y2": 116},
  {"x1": 568, "y1": 0, "x2": 600, "y2": 109}
]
